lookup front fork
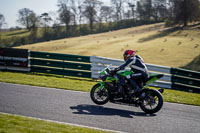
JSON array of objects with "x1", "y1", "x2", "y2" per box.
[{"x1": 98, "y1": 82, "x2": 105, "y2": 91}]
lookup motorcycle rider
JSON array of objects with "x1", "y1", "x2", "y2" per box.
[{"x1": 112, "y1": 50, "x2": 149, "y2": 97}]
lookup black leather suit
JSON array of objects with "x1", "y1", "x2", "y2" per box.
[{"x1": 115, "y1": 55, "x2": 149, "y2": 91}]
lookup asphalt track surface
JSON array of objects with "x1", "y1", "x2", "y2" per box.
[{"x1": 0, "y1": 82, "x2": 200, "y2": 133}]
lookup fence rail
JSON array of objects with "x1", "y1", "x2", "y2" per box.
[
  {"x1": 1, "y1": 48, "x2": 200, "y2": 93},
  {"x1": 31, "y1": 66, "x2": 91, "y2": 78},
  {"x1": 30, "y1": 51, "x2": 90, "y2": 63},
  {"x1": 171, "y1": 68, "x2": 200, "y2": 79},
  {"x1": 30, "y1": 51, "x2": 91, "y2": 78},
  {"x1": 30, "y1": 59, "x2": 91, "y2": 71}
]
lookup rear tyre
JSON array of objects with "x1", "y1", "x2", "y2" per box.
[
  {"x1": 139, "y1": 89, "x2": 163, "y2": 114},
  {"x1": 90, "y1": 83, "x2": 110, "y2": 105}
]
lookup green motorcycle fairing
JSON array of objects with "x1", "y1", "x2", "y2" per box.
[
  {"x1": 117, "y1": 70, "x2": 133, "y2": 76},
  {"x1": 144, "y1": 73, "x2": 164, "y2": 85},
  {"x1": 145, "y1": 74, "x2": 158, "y2": 85},
  {"x1": 104, "y1": 70, "x2": 132, "y2": 82},
  {"x1": 97, "y1": 70, "x2": 132, "y2": 91},
  {"x1": 98, "y1": 81, "x2": 105, "y2": 91},
  {"x1": 98, "y1": 66, "x2": 163, "y2": 90}
]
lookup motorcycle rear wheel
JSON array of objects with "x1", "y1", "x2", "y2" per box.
[
  {"x1": 139, "y1": 89, "x2": 163, "y2": 114},
  {"x1": 90, "y1": 83, "x2": 110, "y2": 105}
]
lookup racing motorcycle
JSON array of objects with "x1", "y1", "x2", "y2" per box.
[{"x1": 90, "y1": 65, "x2": 164, "y2": 114}]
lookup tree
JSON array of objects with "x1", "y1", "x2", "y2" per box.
[
  {"x1": 70, "y1": 0, "x2": 77, "y2": 27},
  {"x1": 52, "y1": 23, "x2": 63, "y2": 39},
  {"x1": 97, "y1": 6, "x2": 104, "y2": 32},
  {"x1": 126, "y1": 0, "x2": 136, "y2": 20},
  {"x1": 136, "y1": 1, "x2": 145, "y2": 20},
  {"x1": 77, "y1": 0, "x2": 84, "y2": 33},
  {"x1": 17, "y1": 8, "x2": 34, "y2": 30},
  {"x1": 40, "y1": 13, "x2": 52, "y2": 27},
  {"x1": 82, "y1": 0, "x2": 102, "y2": 33},
  {"x1": 136, "y1": 0, "x2": 154, "y2": 21},
  {"x1": 58, "y1": 0, "x2": 75, "y2": 37},
  {"x1": 178, "y1": 0, "x2": 200, "y2": 26},
  {"x1": 96, "y1": 5, "x2": 114, "y2": 31},
  {"x1": 99, "y1": 6, "x2": 113, "y2": 23},
  {"x1": 111, "y1": 0, "x2": 124, "y2": 22},
  {"x1": 168, "y1": 0, "x2": 200, "y2": 27},
  {"x1": 40, "y1": 13, "x2": 52, "y2": 40},
  {"x1": 146, "y1": 0, "x2": 153, "y2": 20},
  {"x1": 28, "y1": 12, "x2": 40, "y2": 31},
  {"x1": 49, "y1": 11, "x2": 60, "y2": 26},
  {"x1": 152, "y1": 0, "x2": 168, "y2": 20},
  {"x1": 0, "y1": 13, "x2": 7, "y2": 31}
]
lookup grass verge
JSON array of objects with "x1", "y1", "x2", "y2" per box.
[
  {"x1": 0, "y1": 71, "x2": 96, "y2": 92},
  {"x1": 0, "y1": 71, "x2": 200, "y2": 106},
  {"x1": 0, "y1": 113, "x2": 111, "y2": 133}
]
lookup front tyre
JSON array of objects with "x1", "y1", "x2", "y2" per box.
[
  {"x1": 139, "y1": 89, "x2": 163, "y2": 114},
  {"x1": 90, "y1": 83, "x2": 110, "y2": 105}
]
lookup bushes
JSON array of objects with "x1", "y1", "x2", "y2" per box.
[
  {"x1": 165, "y1": 19, "x2": 175, "y2": 27},
  {"x1": 1, "y1": 19, "x2": 164, "y2": 48}
]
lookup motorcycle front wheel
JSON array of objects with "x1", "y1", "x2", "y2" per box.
[
  {"x1": 139, "y1": 89, "x2": 163, "y2": 114},
  {"x1": 90, "y1": 83, "x2": 110, "y2": 105}
]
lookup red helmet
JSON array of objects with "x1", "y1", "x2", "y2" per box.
[{"x1": 123, "y1": 50, "x2": 135, "y2": 61}]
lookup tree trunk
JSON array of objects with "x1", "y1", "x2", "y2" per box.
[
  {"x1": 183, "y1": 0, "x2": 188, "y2": 27},
  {"x1": 65, "y1": 24, "x2": 70, "y2": 37},
  {"x1": 90, "y1": 20, "x2": 93, "y2": 33}
]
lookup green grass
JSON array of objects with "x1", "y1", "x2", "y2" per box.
[
  {"x1": 163, "y1": 89, "x2": 200, "y2": 105},
  {"x1": 0, "y1": 71, "x2": 96, "y2": 92},
  {"x1": 0, "y1": 71, "x2": 200, "y2": 106},
  {"x1": 0, "y1": 29, "x2": 30, "y2": 39},
  {"x1": 0, "y1": 28, "x2": 45, "y2": 39},
  {"x1": 0, "y1": 113, "x2": 111, "y2": 133}
]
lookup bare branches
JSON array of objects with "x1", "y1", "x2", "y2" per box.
[{"x1": 0, "y1": 13, "x2": 7, "y2": 31}]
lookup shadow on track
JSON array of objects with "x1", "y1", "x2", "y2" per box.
[{"x1": 70, "y1": 104, "x2": 156, "y2": 118}]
